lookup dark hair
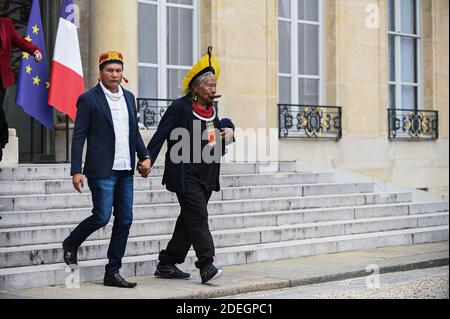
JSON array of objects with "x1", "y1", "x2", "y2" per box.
[{"x1": 99, "y1": 60, "x2": 124, "y2": 71}]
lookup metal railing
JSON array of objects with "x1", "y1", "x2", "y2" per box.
[
  {"x1": 388, "y1": 108, "x2": 439, "y2": 141},
  {"x1": 278, "y1": 104, "x2": 342, "y2": 141},
  {"x1": 136, "y1": 98, "x2": 172, "y2": 130},
  {"x1": 137, "y1": 98, "x2": 219, "y2": 129}
]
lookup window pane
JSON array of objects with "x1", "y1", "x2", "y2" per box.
[
  {"x1": 279, "y1": 21, "x2": 291, "y2": 74},
  {"x1": 388, "y1": 35, "x2": 396, "y2": 81},
  {"x1": 167, "y1": 0, "x2": 193, "y2": 5},
  {"x1": 401, "y1": 37, "x2": 417, "y2": 83},
  {"x1": 279, "y1": 77, "x2": 291, "y2": 104},
  {"x1": 298, "y1": 78, "x2": 319, "y2": 105},
  {"x1": 168, "y1": 69, "x2": 186, "y2": 99},
  {"x1": 167, "y1": 7, "x2": 193, "y2": 66},
  {"x1": 389, "y1": 85, "x2": 396, "y2": 108},
  {"x1": 298, "y1": 0, "x2": 319, "y2": 22},
  {"x1": 388, "y1": 0, "x2": 395, "y2": 31},
  {"x1": 138, "y1": 3, "x2": 157, "y2": 64},
  {"x1": 400, "y1": 0, "x2": 416, "y2": 34},
  {"x1": 298, "y1": 23, "x2": 319, "y2": 76},
  {"x1": 139, "y1": 67, "x2": 158, "y2": 99},
  {"x1": 402, "y1": 85, "x2": 417, "y2": 108},
  {"x1": 279, "y1": 0, "x2": 290, "y2": 18}
]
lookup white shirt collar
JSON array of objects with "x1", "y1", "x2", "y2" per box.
[{"x1": 100, "y1": 81, "x2": 124, "y2": 101}]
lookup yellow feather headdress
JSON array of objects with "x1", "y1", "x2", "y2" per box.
[{"x1": 182, "y1": 46, "x2": 220, "y2": 94}]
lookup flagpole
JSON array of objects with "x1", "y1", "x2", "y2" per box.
[
  {"x1": 30, "y1": 118, "x2": 34, "y2": 163},
  {"x1": 40, "y1": 123, "x2": 44, "y2": 161},
  {"x1": 66, "y1": 115, "x2": 69, "y2": 163}
]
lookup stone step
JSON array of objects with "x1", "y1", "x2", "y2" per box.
[
  {"x1": 0, "y1": 162, "x2": 296, "y2": 181},
  {"x1": 0, "y1": 172, "x2": 335, "y2": 196},
  {"x1": 1, "y1": 212, "x2": 448, "y2": 268},
  {"x1": 0, "y1": 192, "x2": 414, "y2": 228},
  {"x1": 0, "y1": 182, "x2": 374, "y2": 212},
  {"x1": 1, "y1": 201, "x2": 448, "y2": 248},
  {"x1": 0, "y1": 226, "x2": 447, "y2": 291}
]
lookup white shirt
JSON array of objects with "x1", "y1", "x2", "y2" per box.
[{"x1": 100, "y1": 81, "x2": 131, "y2": 171}]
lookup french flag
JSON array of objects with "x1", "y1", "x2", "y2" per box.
[{"x1": 48, "y1": 0, "x2": 84, "y2": 121}]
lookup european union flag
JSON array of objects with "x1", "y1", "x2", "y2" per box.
[{"x1": 16, "y1": 0, "x2": 53, "y2": 129}]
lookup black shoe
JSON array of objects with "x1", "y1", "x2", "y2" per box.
[
  {"x1": 154, "y1": 262, "x2": 191, "y2": 280},
  {"x1": 200, "y1": 264, "x2": 223, "y2": 284},
  {"x1": 62, "y1": 239, "x2": 78, "y2": 269},
  {"x1": 103, "y1": 272, "x2": 137, "y2": 288}
]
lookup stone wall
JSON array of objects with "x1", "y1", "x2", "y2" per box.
[
  {"x1": 49, "y1": 0, "x2": 448, "y2": 197},
  {"x1": 277, "y1": 0, "x2": 449, "y2": 197}
]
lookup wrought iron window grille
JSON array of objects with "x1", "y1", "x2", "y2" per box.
[
  {"x1": 278, "y1": 104, "x2": 342, "y2": 141},
  {"x1": 388, "y1": 108, "x2": 439, "y2": 141},
  {"x1": 137, "y1": 98, "x2": 219, "y2": 130}
]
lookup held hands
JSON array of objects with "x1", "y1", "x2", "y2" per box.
[
  {"x1": 72, "y1": 173, "x2": 84, "y2": 193},
  {"x1": 33, "y1": 50, "x2": 43, "y2": 62},
  {"x1": 137, "y1": 159, "x2": 152, "y2": 178}
]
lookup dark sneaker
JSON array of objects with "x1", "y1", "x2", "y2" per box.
[
  {"x1": 104, "y1": 272, "x2": 137, "y2": 288},
  {"x1": 154, "y1": 262, "x2": 191, "y2": 280},
  {"x1": 200, "y1": 264, "x2": 223, "y2": 284},
  {"x1": 62, "y1": 239, "x2": 78, "y2": 269}
]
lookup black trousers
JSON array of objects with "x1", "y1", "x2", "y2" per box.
[
  {"x1": 0, "y1": 87, "x2": 7, "y2": 162},
  {"x1": 159, "y1": 177, "x2": 215, "y2": 269}
]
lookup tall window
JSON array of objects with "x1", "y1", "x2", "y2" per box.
[
  {"x1": 388, "y1": 0, "x2": 422, "y2": 109},
  {"x1": 278, "y1": 0, "x2": 324, "y2": 105},
  {"x1": 138, "y1": 0, "x2": 199, "y2": 99}
]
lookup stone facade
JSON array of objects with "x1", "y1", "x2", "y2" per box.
[
  {"x1": 64, "y1": 0, "x2": 450, "y2": 198},
  {"x1": 202, "y1": 0, "x2": 448, "y2": 197},
  {"x1": 277, "y1": 0, "x2": 449, "y2": 197},
  {"x1": 4, "y1": 0, "x2": 447, "y2": 197}
]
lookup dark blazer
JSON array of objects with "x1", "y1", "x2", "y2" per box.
[
  {"x1": 147, "y1": 95, "x2": 234, "y2": 193},
  {"x1": 0, "y1": 18, "x2": 40, "y2": 89},
  {"x1": 71, "y1": 84, "x2": 149, "y2": 179}
]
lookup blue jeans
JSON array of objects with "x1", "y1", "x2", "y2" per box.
[{"x1": 65, "y1": 171, "x2": 134, "y2": 274}]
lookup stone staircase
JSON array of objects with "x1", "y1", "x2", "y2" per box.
[{"x1": 0, "y1": 162, "x2": 448, "y2": 291}]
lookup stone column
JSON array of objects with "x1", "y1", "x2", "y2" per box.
[
  {"x1": 209, "y1": 0, "x2": 278, "y2": 130},
  {"x1": 206, "y1": 0, "x2": 279, "y2": 163},
  {"x1": 89, "y1": 0, "x2": 138, "y2": 94},
  {"x1": 433, "y1": 0, "x2": 449, "y2": 138}
]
